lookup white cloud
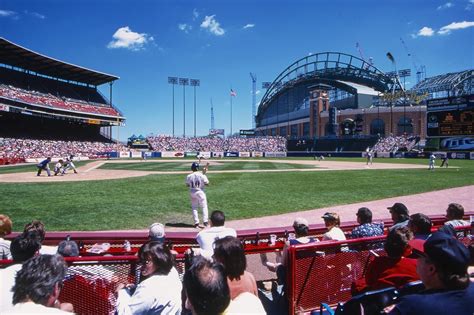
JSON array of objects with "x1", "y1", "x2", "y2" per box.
[
  {"x1": 256, "y1": 90, "x2": 261, "y2": 95},
  {"x1": 437, "y1": 2, "x2": 453, "y2": 10},
  {"x1": 438, "y1": 20, "x2": 474, "y2": 34},
  {"x1": 200, "y1": 15, "x2": 225, "y2": 36},
  {"x1": 417, "y1": 26, "x2": 435, "y2": 36},
  {"x1": 107, "y1": 26, "x2": 154, "y2": 51},
  {"x1": 178, "y1": 23, "x2": 192, "y2": 33},
  {"x1": 24, "y1": 10, "x2": 45, "y2": 19},
  {"x1": 243, "y1": 23, "x2": 255, "y2": 29},
  {"x1": 0, "y1": 9, "x2": 16, "y2": 17},
  {"x1": 193, "y1": 8, "x2": 199, "y2": 20}
]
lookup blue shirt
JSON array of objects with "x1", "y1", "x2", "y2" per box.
[
  {"x1": 389, "y1": 283, "x2": 474, "y2": 315},
  {"x1": 351, "y1": 223, "x2": 384, "y2": 239}
]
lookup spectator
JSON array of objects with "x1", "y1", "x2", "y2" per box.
[
  {"x1": 0, "y1": 231, "x2": 41, "y2": 312},
  {"x1": 444, "y1": 203, "x2": 469, "y2": 228},
  {"x1": 0, "y1": 214, "x2": 12, "y2": 259},
  {"x1": 352, "y1": 227, "x2": 419, "y2": 295},
  {"x1": 388, "y1": 203, "x2": 410, "y2": 231},
  {"x1": 56, "y1": 236, "x2": 79, "y2": 257},
  {"x1": 24, "y1": 220, "x2": 58, "y2": 255},
  {"x1": 388, "y1": 232, "x2": 473, "y2": 314},
  {"x1": 350, "y1": 207, "x2": 384, "y2": 239},
  {"x1": 322, "y1": 212, "x2": 346, "y2": 241},
  {"x1": 213, "y1": 236, "x2": 258, "y2": 300},
  {"x1": 408, "y1": 213, "x2": 433, "y2": 240},
  {"x1": 115, "y1": 241, "x2": 182, "y2": 315},
  {"x1": 5, "y1": 254, "x2": 72, "y2": 314},
  {"x1": 195, "y1": 210, "x2": 237, "y2": 258},
  {"x1": 148, "y1": 222, "x2": 166, "y2": 243}
]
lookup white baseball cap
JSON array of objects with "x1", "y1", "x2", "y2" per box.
[{"x1": 148, "y1": 223, "x2": 165, "y2": 242}]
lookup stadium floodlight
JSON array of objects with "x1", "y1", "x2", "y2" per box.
[
  {"x1": 190, "y1": 79, "x2": 200, "y2": 137},
  {"x1": 168, "y1": 77, "x2": 178, "y2": 136},
  {"x1": 179, "y1": 78, "x2": 189, "y2": 137}
]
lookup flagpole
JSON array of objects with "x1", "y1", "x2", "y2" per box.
[{"x1": 230, "y1": 92, "x2": 233, "y2": 137}]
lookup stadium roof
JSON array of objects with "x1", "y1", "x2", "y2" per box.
[
  {"x1": 0, "y1": 37, "x2": 119, "y2": 86},
  {"x1": 411, "y1": 69, "x2": 473, "y2": 94}
]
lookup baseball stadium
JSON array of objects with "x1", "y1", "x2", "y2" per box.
[{"x1": 0, "y1": 35, "x2": 473, "y2": 315}]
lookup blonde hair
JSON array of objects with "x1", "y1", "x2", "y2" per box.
[
  {"x1": 0, "y1": 214, "x2": 12, "y2": 236},
  {"x1": 324, "y1": 212, "x2": 341, "y2": 227}
]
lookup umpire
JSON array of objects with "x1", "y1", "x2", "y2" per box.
[{"x1": 36, "y1": 157, "x2": 52, "y2": 177}]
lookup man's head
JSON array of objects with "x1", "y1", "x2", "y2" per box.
[
  {"x1": 356, "y1": 207, "x2": 372, "y2": 225},
  {"x1": 148, "y1": 222, "x2": 166, "y2": 243},
  {"x1": 210, "y1": 210, "x2": 225, "y2": 227},
  {"x1": 24, "y1": 220, "x2": 46, "y2": 243},
  {"x1": 384, "y1": 227, "x2": 413, "y2": 258},
  {"x1": 446, "y1": 203, "x2": 465, "y2": 221},
  {"x1": 0, "y1": 214, "x2": 12, "y2": 237},
  {"x1": 213, "y1": 236, "x2": 246, "y2": 281},
  {"x1": 410, "y1": 232, "x2": 470, "y2": 290},
  {"x1": 57, "y1": 238, "x2": 79, "y2": 257},
  {"x1": 183, "y1": 256, "x2": 230, "y2": 315},
  {"x1": 12, "y1": 254, "x2": 67, "y2": 307},
  {"x1": 10, "y1": 231, "x2": 41, "y2": 262},
  {"x1": 408, "y1": 213, "x2": 433, "y2": 236},
  {"x1": 191, "y1": 162, "x2": 199, "y2": 172},
  {"x1": 293, "y1": 217, "x2": 309, "y2": 237},
  {"x1": 387, "y1": 203, "x2": 409, "y2": 223}
]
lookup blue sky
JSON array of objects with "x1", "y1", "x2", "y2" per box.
[{"x1": 1, "y1": 0, "x2": 473, "y2": 140}]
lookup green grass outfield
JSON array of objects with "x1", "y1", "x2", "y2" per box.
[{"x1": 0, "y1": 158, "x2": 472, "y2": 231}]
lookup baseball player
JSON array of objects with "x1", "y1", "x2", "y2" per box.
[
  {"x1": 62, "y1": 155, "x2": 78, "y2": 174},
  {"x1": 196, "y1": 152, "x2": 205, "y2": 164},
  {"x1": 36, "y1": 157, "x2": 52, "y2": 176},
  {"x1": 54, "y1": 159, "x2": 64, "y2": 176},
  {"x1": 186, "y1": 162, "x2": 209, "y2": 228},
  {"x1": 429, "y1": 153, "x2": 436, "y2": 170},
  {"x1": 440, "y1": 155, "x2": 449, "y2": 168}
]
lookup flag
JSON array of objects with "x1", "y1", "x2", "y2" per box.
[{"x1": 230, "y1": 89, "x2": 237, "y2": 97}]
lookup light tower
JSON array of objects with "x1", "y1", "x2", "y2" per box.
[{"x1": 250, "y1": 73, "x2": 257, "y2": 129}]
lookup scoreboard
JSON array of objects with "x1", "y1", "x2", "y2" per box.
[{"x1": 427, "y1": 109, "x2": 474, "y2": 137}]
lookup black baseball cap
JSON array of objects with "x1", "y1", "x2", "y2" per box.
[
  {"x1": 387, "y1": 203, "x2": 409, "y2": 215},
  {"x1": 409, "y1": 232, "x2": 470, "y2": 271}
]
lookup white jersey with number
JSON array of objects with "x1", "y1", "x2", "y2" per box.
[{"x1": 186, "y1": 172, "x2": 209, "y2": 193}]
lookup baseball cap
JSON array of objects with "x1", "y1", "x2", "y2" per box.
[
  {"x1": 191, "y1": 162, "x2": 199, "y2": 170},
  {"x1": 149, "y1": 223, "x2": 165, "y2": 242},
  {"x1": 322, "y1": 212, "x2": 338, "y2": 220},
  {"x1": 293, "y1": 217, "x2": 309, "y2": 227},
  {"x1": 409, "y1": 231, "x2": 470, "y2": 271},
  {"x1": 387, "y1": 203, "x2": 409, "y2": 215}
]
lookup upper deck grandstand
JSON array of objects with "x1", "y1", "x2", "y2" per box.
[{"x1": 0, "y1": 37, "x2": 125, "y2": 144}]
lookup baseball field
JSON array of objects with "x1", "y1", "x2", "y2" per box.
[{"x1": 0, "y1": 157, "x2": 472, "y2": 231}]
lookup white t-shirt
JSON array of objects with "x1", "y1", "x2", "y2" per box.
[
  {"x1": 196, "y1": 226, "x2": 237, "y2": 258},
  {"x1": 322, "y1": 227, "x2": 346, "y2": 241},
  {"x1": 186, "y1": 172, "x2": 209, "y2": 193},
  {"x1": 0, "y1": 264, "x2": 22, "y2": 312},
  {"x1": 225, "y1": 292, "x2": 266, "y2": 314}
]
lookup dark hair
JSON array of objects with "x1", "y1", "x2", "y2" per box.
[
  {"x1": 57, "y1": 240, "x2": 79, "y2": 257},
  {"x1": 446, "y1": 203, "x2": 465, "y2": 220},
  {"x1": 183, "y1": 256, "x2": 230, "y2": 315},
  {"x1": 24, "y1": 220, "x2": 46, "y2": 243},
  {"x1": 357, "y1": 207, "x2": 373, "y2": 224},
  {"x1": 428, "y1": 256, "x2": 470, "y2": 290},
  {"x1": 409, "y1": 213, "x2": 432, "y2": 235},
  {"x1": 12, "y1": 254, "x2": 67, "y2": 305},
  {"x1": 384, "y1": 227, "x2": 413, "y2": 258},
  {"x1": 138, "y1": 241, "x2": 173, "y2": 276},
  {"x1": 213, "y1": 236, "x2": 246, "y2": 281},
  {"x1": 10, "y1": 231, "x2": 41, "y2": 262},
  {"x1": 210, "y1": 210, "x2": 225, "y2": 227},
  {"x1": 293, "y1": 224, "x2": 309, "y2": 237}
]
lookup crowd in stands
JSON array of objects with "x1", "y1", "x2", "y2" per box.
[
  {"x1": 0, "y1": 84, "x2": 121, "y2": 117},
  {"x1": 147, "y1": 135, "x2": 287, "y2": 152},
  {"x1": 0, "y1": 202, "x2": 472, "y2": 314},
  {"x1": 372, "y1": 135, "x2": 418, "y2": 153},
  {"x1": 0, "y1": 137, "x2": 126, "y2": 159}
]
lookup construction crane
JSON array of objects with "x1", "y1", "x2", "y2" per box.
[
  {"x1": 355, "y1": 42, "x2": 373, "y2": 69},
  {"x1": 250, "y1": 72, "x2": 257, "y2": 129},
  {"x1": 210, "y1": 98, "x2": 215, "y2": 131},
  {"x1": 400, "y1": 37, "x2": 426, "y2": 84}
]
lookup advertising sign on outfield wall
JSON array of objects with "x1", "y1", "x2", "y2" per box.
[
  {"x1": 120, "y1": 151, "x2": 130, "y2": 158},
  {"x1": 0, "y1": 104, "x2": 10, "y2": 112},
  {"x1": 161, "y1": 151, "x2": 184, "y2": 158},
  {"x1": 199, "y1": 152, "x2": 212, "y2": 158},
  {"x1": 239, "y1": 152, "x2": 251, "y2": 158},
  {"x1": 264, "y1": 152, "x2": 287, "y2": 158},
  {"x1": 144, "y1": 152, "x2": 153, "y2": 158},
  {"x1": 252, "y1": 152, "x2": 263, "y2": 157},
  {"x1": 185, "y1": 152, "x2": 198, "y2": 157},
  {"x1": 212, "y1": 152, "x2": 224, "y2": 158},
  {"x1": 449, "y1": 152, "x2": 468, "y2": 159},
  {"x1": 470, "y1": 152, "x2": 474, "y2": 160},
  {"x1": 224, "y1": 152, "x2": 239, "y2": 157},
  {"x1": 130, "y1": 151, "x2": 142, "y2": 158},
  {"x1": 376, "y1": 152, "x2": 390, "y2": 158}
]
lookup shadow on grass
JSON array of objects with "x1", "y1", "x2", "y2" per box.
[{"x1": 166, "y1": 222, "x2": 196, "y2": 228}]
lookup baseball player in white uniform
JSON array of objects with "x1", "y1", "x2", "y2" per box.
[
  {"x1": 62, "y1": 155, "x2": 78, "y2": 174},
  {"x1": 186, "y1": 162, "x2": 209, "y2": 228},
  {"x1": 53, "y1": 159, "x2": 64, "y2": 176},
  {"x1": 429, "y1": 153, "x2": 436, "y2": 170}
]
